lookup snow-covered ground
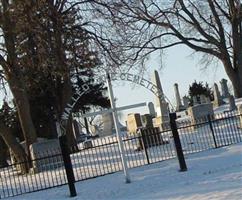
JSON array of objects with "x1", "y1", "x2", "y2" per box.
[
  {"x1": 2, "y1": 99, "x2": 242, "y2": 199},
  {"x1": 10, "y1": 142, "x2": 242, "y2": 200},
  {"x1": 214, "y1": 97, "x2": 242, "y2": 113}
]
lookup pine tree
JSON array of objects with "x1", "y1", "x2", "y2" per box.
[{"x1": 188, "y1": 81, "x2": 213, "y2": 105}]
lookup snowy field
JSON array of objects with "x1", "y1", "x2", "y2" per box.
[{"x1": 10, "y1": 142, "x2": 242, "y2": 200}]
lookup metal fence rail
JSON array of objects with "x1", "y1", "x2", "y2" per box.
[
  {"x1": 70, "y1": 128, "x2": 176, "y2": 184},
  {"x1": 177, "y1": 112, "x2": 242, "y2": 154},
  {"x1": 1, "y1": 111, "x2": 242, "y2": 199},
  {"x1": 0, "y1": 152, "x2": 67, "y2": 199}
]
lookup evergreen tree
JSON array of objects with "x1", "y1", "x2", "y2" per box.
[
  {"x1": 17, "y1": 1, "x2": 110, "y2": 142},
  {"x1": 0, "y1": 0, "x2": 109, "y2": 164},
  {"x1": 188, "y1": 81, "x2": 213, "y2": 105}
]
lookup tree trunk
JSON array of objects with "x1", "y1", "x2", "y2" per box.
[
  {"x1": 230, "y1": 74, "x2": 242, "y2": 98},
  {"x1": 222, "y1": 58, "x2": 242, "y2": 98},
  {"x1": 0, "y1": 137, "x2": 8, "y2": 168},
  {"x1": 0, "y1": 124, "x2": 29, "y2": 174},
  {"x1": 1, "y1": 0, "x2": 37, "y2": 149},
  {"x1": 8, "y1": 76, "x2": 37, "y2": 147}
]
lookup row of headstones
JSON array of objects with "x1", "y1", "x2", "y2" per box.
[
  {"x1": 125, "y1": 78, "x2": 234, "y2": 134},
  {"x1": 187, "y1": 96, "x2": 236, "y2": 125},
  {"x1": 213, "y1": 79, "x2": 233, "y2": 108},
  {"x1": 174, "y1": 78, "x2": 231, "y2": 111},
  {"x1": 126, "y1": 113, "x2": 153, "y2": 134}
]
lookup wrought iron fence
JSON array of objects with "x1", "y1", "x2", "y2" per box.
[
  {"x1": 1, "y1": 111, "x2": 242, "y2": 199},
  {"x1": 0, "y1": 151, "x2": 67, "y2": 199},
  {"x1": 177, "y1": 111, "x2": 242, "y2": 154}
]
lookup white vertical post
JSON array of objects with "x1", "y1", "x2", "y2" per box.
[{"x1": 106, "y1": 72, "x2": 131, "y2": 183}]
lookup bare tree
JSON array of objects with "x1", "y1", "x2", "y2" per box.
[{"x1": 79, "y1": 0, "x2": 242, "y2": 97}]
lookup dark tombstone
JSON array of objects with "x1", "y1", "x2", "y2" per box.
[
  {"x1": 141, "y1": 114, "x2": 153, "y2": 128},
  {"x1": 228, "y1": 95, "x2": 236, "y2": 111},
  {"x1": 137, "y1": 127, "x2": 167, "y2": 151}
]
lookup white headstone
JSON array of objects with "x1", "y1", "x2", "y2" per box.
[
  {"x1": 200, "y1": 94, "x2": 207, "y2": 104},
  {"x1": 213, "y1": 83, "x2": 223, "y2": 107},
  {"x1": 192, "y1": 96, "x2": 198, "y2": 105},
  {"x1": 174, "y1": 83, "x2": 185, "y2": 111},
  {"x1": 102, "y1": 112, "x2": 114, "y2": 137},
  {"x1": 183, "y1": 96, "x2": 190, "y2": 108},
  {"x1": 152, "y1": 70, "x2": 169, "y2": 123},
  {"x1": 188, "y1": 103, "x2": 214, "y2": 123}
]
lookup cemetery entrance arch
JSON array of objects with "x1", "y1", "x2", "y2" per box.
[
  {"x1": 59, "y1": 72, "x2": 176, "y2": 196},
  {"x1": 61, "y1": 72, "x2": 173, "y2": 122}
]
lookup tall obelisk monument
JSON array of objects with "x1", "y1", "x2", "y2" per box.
[{"x1": 152, "y1": 70, "x2": 170, "y2": 130}]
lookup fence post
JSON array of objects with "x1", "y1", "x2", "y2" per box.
[
  {"x1": 140, "y1": 129, "x2": 150, "y2": 164},
  {"x1": 169, "y1": 113, "x2": 187, "y2": 172},
  {"x1": 59, "y1": 135, "x2": 77, "y2": 197},
  {"x1": 207, "y1": 115, "x2": 218, "y2": 148}
]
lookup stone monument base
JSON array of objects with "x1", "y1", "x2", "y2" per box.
[
  {"x1": 30, "y1": 139, "x2": 63, "y2": 173},
  {"x1": 187, "y1": 103, "x2": 214, "y2": 130}
]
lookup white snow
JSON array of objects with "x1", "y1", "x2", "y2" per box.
[
  {"x1": 10, "y1": 143, "x2": 242, "y2": 200},
  {"x1": 214, "y1": 97, "x2": 242, "y2": 114}
]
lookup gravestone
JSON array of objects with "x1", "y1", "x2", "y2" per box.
[
  {"x1": 174, "y1": 83, "x2": 185, "y2": 111},
  {"x1": 192, "y1": 96, "x2": 199, "y2": 105},
  {"x1": 200, "y1": 94, "x2": 207, "y2": 104},
  {"x1": 183, "y1": 96, "x2": 190, "y2": 109},
  {"x1": 213, "y1": 83, "x2": 224, "y2": 107},
  {"x1": 30, "y1": 139, "x2": 63, "y2": 173},
  {"x1": 9, "y1": 138, "x2": 49, "y2": 173},
  {"x1": 205, "y1": 96, "x2": 211, "y2": 103},
  {"x1": 228, "y1": 95, "x2": 236, "y2": 111},
  {"x1": 102, "y1": 112, "x2": 114, "y2": 137},
  {"x1": 220, "y1": 78, "x2": 230, "y2": 98},
  {"x1": 137, "y1": 127, "x2": 165, "y2": 150},
  {"x1": 127, "y1": 113, "x2": 142, "y2": 134},
  {"x1": 188, "y1": 103, "x2": 214, "y2": 123},
  {"x1": 141, "y1": 114, "x2": 153, "y2": 128},
  {"x1": 154, "y1": 115, "x2": 170, "y2": 130},
  {"x1": 152, "y1": 70, "x2": 170, "y2": 130},
  {"x1": 148, "y1": 102, "x2": 156, "y2": 117}
]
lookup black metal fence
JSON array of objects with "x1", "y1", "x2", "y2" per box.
[
  {"x1": 1, "y1": 111, "x2": 242, "y2": 199},
  {"x1": 177, "y1": 111, "x2": 242, "y2": 154}
]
